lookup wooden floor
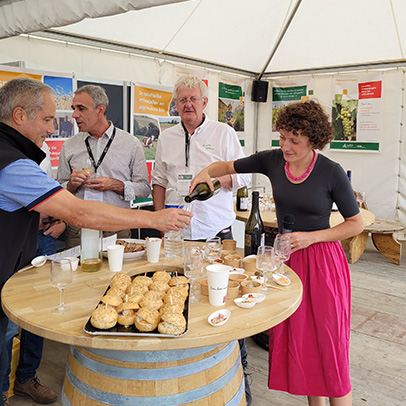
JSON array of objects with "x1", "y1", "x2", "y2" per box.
[{"x1": 8, "y1": 240, "x2": 406, "y2": 406}]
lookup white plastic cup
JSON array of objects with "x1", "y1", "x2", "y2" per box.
[
  {"x1": 107, "y1": 244, "x2": 125, "y2": 272},
  {"x1": 206, "y1": 264, "x2": 231, "y2": 306},
  {"x1": 146, "y1": 237, "x2": 162, "y2": 263},
  {"x1": 65, "y1": 256, "x2": 79, "y2": 271}
]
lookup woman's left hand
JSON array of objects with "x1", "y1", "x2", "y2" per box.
[{"x1": 288, "y1": 232, "x2": 315, "y2": 254}]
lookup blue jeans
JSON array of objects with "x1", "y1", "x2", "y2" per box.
[
  {"x1": 0, "y1": 317, "x2": 9, "y2": 404},
  {"x1": 36, "y1": 231, "x2": 57, "y2": 256},
  {"x1": 2, "y1": 320, "x2": 44, "y2": 391}
]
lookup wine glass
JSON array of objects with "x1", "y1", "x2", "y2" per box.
[
  {"x1": 82, "y1": 158, "x2": 93, "y2": 175},
  {"x1": 357, "y1": 191, "x2": 366, "y2": 209},
  {"x1": 274, "y1": 234, "x2": 291, "y2": 275},
  {"x1": 50, "y1": 259, "x2": 73, "y2": 314},
  {"x1": 204, "y1": 236, "x2": 222, "y2": 263},
  {"x1": 183, "y1": 244, "x2": 204, "y2": 303},
  {"x1": 256, "y1": 245, "x2": 275, "y2": 292}
]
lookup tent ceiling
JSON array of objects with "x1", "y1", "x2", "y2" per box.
[{"x1": 2, "y1": 0, "x2": 406, "y2": 77}]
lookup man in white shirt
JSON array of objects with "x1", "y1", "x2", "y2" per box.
[
  {"x1": 152, "y1": 75, "x2": 250, "y2": 240},
  {"x1": 151, "y1": 74, "x2": 252, "y2": 405}
]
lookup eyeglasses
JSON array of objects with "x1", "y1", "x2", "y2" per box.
[{"x1": 176, "y1": 97, "x2": 203, "y2": 105}]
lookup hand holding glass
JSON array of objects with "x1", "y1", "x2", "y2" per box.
[
  {"x1": 183, "y1": 244, "x2": 204, "y2": 302},
  {"x1": 256, "y1": 246, "x2": 275, "y2": 292},
  {"x1": 204, "y1": 237, "x2": 222, "y2": 263},
  {"x1": 274, "y1": 234, "x2": 291, "y2": 275},
  {"x1": 50, "y1": 259, "x2": 73, "y2": 314}
]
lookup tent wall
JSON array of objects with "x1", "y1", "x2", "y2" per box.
[
  {"x1": 0, "y1": 35, "x2": 404, "y2": 223},
  {"x1": 256, "y1": 70, "x2": 403, "y2": 223}
]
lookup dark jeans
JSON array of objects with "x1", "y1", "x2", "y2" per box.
[
  {"x1": 2, "y1": 320, "x2": 44, "y2": 391},
  {"x1": 36, "y1": 231, "x2": 57, "y2": 256},
  {"x1": 0, "y1": 317, "x2": 9, "y2": 404}
]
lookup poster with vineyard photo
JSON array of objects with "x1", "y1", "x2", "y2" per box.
[
  {"x1": 270, "y1": 77, "x2": 315, "y2": 147},
  {"x1": 331, "y1": 74, "x2": 382, "y2": 152}
]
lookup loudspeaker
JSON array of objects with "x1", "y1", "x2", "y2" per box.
[{"x1": 251, "y1": 80, "x2": 269, "y2": 102}]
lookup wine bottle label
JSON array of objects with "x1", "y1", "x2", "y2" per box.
[
  {"x1": 240, "y1": 197, "x2": 248, "y2": 210},
  {"x1": 244, "y1": 233, "x2": 252, "y2": 247}
]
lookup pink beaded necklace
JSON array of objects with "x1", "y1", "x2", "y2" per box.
[{"x1": 285, "y1": 150, "x2": 317, "y2": 181}]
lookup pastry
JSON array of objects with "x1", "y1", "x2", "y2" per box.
[
  {"x1": 90, "y1": 304, "x2": 118, "y2": 329},
  {"x1": 169, "y1": 276, "x2": 189, "y2": 288},
  {"x1": 158, "y1": 312, "x2": 186, "y2": 335},
  {"x1": 159, "y1": 302, "x2": 184, "y2": 316},
  {"x1": 134, "y1": 308, "x2": 160, "y2": 332},
  {"x1": 152, "y1": 271, "x2": 171, "y2": 284}
]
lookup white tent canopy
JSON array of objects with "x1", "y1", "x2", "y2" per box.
[
  {"x1": 2, "y1": 0, "x2": 406, "y2": 76},
  {"x1": 1, "y1": 0, "x2": 406, "y2": 226}
]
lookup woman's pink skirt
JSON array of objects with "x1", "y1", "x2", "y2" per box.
[{"x1": 268, "y1": 241, "x2": 352, "y2": 397}]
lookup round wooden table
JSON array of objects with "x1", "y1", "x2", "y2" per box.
[
  {"x1": 235, "y1": 207, "x2": 375, "y2": 264},
  {"x1": 2, "y1": 250, "x2": 302, "y2": 405},
  {"x1": 235, "y1": 206, "x2": 375, "y2": 229}
]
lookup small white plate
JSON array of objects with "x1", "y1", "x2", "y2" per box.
[
  {"x1": 250, "y1": 275, "x2": 264, "y2": 284},
  {"x1": 242, "y1": 293, "x2": 266, "y2": 303},
  {"x1": 208, "y1": 309, "x2": 231, "y2": 327},
  {"x1": 102, "y1": 239, "x2": 146, "y2": 261},
  {"x1": 229, "y1": 267, "x2": 245, "y2": 274},
  {"x1": 272, "y1": 273, "x2": 291, "y2": 286},
  {"x1": 234, "y1": 297, "x2": 256, "y2": 309}
]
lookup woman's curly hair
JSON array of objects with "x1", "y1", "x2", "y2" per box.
[{"x1": 275, "y1": 100, "x2": 333, "y2": 150}]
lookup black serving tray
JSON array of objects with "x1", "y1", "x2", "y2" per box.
[{"x1": 84, "y1": 269, "x2": 189, "y2": 337}]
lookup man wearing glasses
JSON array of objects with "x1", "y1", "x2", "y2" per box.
[{"x1": 151, "y1": 74, "x2": 252, "y2": 405}]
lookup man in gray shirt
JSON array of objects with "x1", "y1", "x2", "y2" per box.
[{"x1": 57, "y1": 85, "x2": 151, "y2": 247}]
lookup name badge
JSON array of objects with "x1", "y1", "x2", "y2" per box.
[
  {"x1": 84, "y1": 188, "x2": 103, "y2": 202},
  {"x1": 177, "y1": 173, "x2": 193, "y2": 197}
]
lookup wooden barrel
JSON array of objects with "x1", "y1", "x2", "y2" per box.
[{"x1": 62, "y1": 341, "x2": 245, "y2": 405}]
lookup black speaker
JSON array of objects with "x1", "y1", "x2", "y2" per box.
[{"x1": 251, "y1": 80, "x2": 269, "y2": 102}]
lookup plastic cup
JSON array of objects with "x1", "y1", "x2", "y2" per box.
[
  {"x1": 206, "y1": 264, "x2": 231, "y2": 306},
  {"x1": 146, "y1": 237, "x2": 162, "y2": 263},
  {"x1": 107, "y1": 244, "x2": 125, "y2": 272}
]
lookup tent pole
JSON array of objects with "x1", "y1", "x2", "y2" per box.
[{"x1": 258, "y1": 0, "x2": 303, "y2": 80}]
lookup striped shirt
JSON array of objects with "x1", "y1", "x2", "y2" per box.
[{"x1": 57, "y1": 123, "x2": 150, "y2": 209}]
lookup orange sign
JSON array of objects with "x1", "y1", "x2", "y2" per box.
[
  {"x1": 134, "y1": 85, "x2": 173, "y2": 117},
  {"x1": 0, "y1": 70, "x2": 42, "y2": 88}
]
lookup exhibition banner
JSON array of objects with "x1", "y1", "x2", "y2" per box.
[
  {"x1": 133, "y1": 83, "x2": 180, "y2": 180},
  {"x1": 271, "y1": 77, "x2": 315, "y2": 146},
  {"x1": 0, "y1": 68, "x2": 74, "y2": 168},
  {"x1": 218, "y1": 75, "x2": 245, "y2": 133},
  {"x1": 331, "y1": 73, "x2": 383, "y2": 151}
]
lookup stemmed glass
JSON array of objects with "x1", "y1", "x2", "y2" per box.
[
  {"x1": 357, "y1": 191, "x2": 366, "y2": 209},
  {"x1": 183, "y1": 244, "x2": 204, "y2": 303},
  {"x1": 204, "y1": 236, "x2": 222, "y2": 263},
  {"x1": 274, "y1": 234, "x2": 291, "y2": 275},
  {"x1": 50, "y1": 259, "x2": 73, "y2": 314},
  {"x1": 256, "y1": 245, "x2": 275, "y2": 292}
]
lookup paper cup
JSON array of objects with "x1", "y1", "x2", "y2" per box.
[
  {"x1": 107, "y1": 244, "x2": 125, "y2": 272},
  {"x1": 65, "y1": 256, "x2": 79, "y2": 271},
  {"x1": 146, "y1": 237, "x2": 162, "y2": 263},
  {"x1": 227, "y1": 280, "x2": 241, "y2": 300},
  {"x1": 243, "y1": 255, "x2": 258, "y2": 275},
  {"x1": 206, "y1": 264, "x2": 231, "y2": 306},
  {"x1": 223, "y1": 254, "x2": 242, "y2": 268},
  {"x1": 222, "y1": 239, "x2": 237, "y2": 251}
]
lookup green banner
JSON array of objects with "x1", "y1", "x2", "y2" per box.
[
  {"x1": 272, "y1": 86, "x2": 307, "y2": 101},
  {"x1": 219, "y1": 82, "x2": 243, "y2": 100},
  {"x1": 330, "y1": 141, "x2": 380, "y2": 151},
  {"x1": 271, "y1": 140, "x2": 280, "y2": 147}
]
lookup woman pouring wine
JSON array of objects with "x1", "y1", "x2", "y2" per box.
[{"x1": 189, "y1": 100, "x2": 363, "y2": 406}]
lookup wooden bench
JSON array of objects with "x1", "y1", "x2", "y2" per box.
[{"x1": 342, "y1": 219, "x2": 405, "y2": 265}]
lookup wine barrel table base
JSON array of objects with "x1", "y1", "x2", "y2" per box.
[{"x1": 62, "y1": 341, "x2": 245, "y2": 406}]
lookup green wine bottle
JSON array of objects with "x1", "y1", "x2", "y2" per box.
[
  {"x1": 184, "y1": 179, "x2": 221, "y2": 203},
  {"x1": 244, "y1": 191, "x2": 265, "y2": 256},
  {"x1": 236, "y1": 186, "x2": 248, "y2": 211}
]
